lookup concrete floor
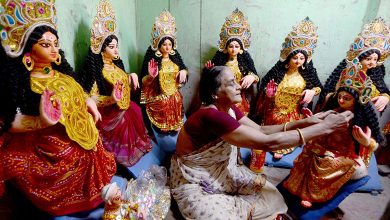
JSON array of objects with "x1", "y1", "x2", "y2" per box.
[{"x1": 165, "y1": 165, "x2": 390, "y2": 220}]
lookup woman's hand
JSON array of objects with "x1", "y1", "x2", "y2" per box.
[
  {"x1": 371, "y1": 95, "x2": 389, "y2": 112},
  {"x1": 352, "y1": 125, "x2": 371, "y2": 146},
  {"x1": 148, "y1": 59, "x2": 159, "y2": 78},
  {"x1": 301, "y1": 89, "x2": 316, "y2": 104},
  {"x1": 112, "y1": 81, "x2": 123, "y2": 102},
  {"x1": 176, "y1": 69, "x2": 187, "y2": 84},
  {"x1": 266, "y1": 79, "x2": 277, "y2": 98},
  {"x1": 204, "y1": 60, "x2": 214, "y2": 69},
  {"x1": 129, "y1": 73, "x2": 140, "y2": 90},
  {"x1": 40, "y1": 88, "x2": 61, "y2": 126},
  {"x1": 322, "y1": 110, "x2": 354, "y2": 132},
  {"x1": 86, "y1": 97, "x2": 102, "y2": 123},
  {"x1": 241, "y1": 75, "x2": 256, "y2": 89}
]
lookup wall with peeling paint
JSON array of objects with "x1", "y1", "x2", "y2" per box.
[{"x1": 54, "y1": 0, "x2": 389, "y2": 113}]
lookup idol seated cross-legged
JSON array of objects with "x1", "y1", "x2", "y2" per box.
[{"x1": 170, "y1": 66, "x2": 353, "y2": 220}]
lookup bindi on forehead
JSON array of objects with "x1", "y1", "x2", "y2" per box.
[{"x1": 39, "y1": 34, "x2": 57, "y2": 42}]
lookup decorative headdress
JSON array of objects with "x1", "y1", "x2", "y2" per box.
[
  {"x1": 346, "y1": 17, "x2": 390, "y2": 65},
  {"x1": 218, "y1": 8, "x2": 251, "y2": 51},
  {"x1": 0, "y1": 0, "x2": 57, "y2": 58},
  {"x1": 150, "y1": 10, "x2": 177, "y2": 51},
  {"x1": 280, "y1": 17, "x2": 318, "y2": 62},
  {"x1": 90, "y1": 0, "x2": 117, "y2": 54},
  {"x1": 336, "y1": 60, "x2": 373, "y2": 104}
]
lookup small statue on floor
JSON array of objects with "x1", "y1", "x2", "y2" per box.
[{"x1": 102, "y1": 165, "x2": 171, "y2": 220}]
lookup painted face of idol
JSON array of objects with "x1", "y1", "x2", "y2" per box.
[{"x1": 31, "y1": 31, "x2": 59, "y2": 64}]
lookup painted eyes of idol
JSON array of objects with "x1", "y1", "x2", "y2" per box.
[{"x1": 39, "y1": 40, "x2": 59, "y2": 48}]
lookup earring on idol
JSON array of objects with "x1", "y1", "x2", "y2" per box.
[
  {"x1": 169, "y1": 50, "x2": 176, "y2": 56},
  {"x1": 54, "y1": 53, "x2": 61, "y2": 65},
  {"x1": 285, "y1": 64, "x2": 289, "y2": 69},
  {"x1": 22, "y1": 53, "x2": 34, "y2": 71},
  {"x1": 239, "y1": 49, "x2": 243, "y2": 55},
  {"x1": 155, "y1": 50, "x2": 162, "y2": 57},
  {"x1": 113, "y1": 55, "x2": 120, "y2": 60}
]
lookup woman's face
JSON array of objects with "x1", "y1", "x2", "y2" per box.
[
  {"x1": 360, "y1": 53, "x2": 378, "y2": 71},
  {"x1": 226, "y1": 40, "x2": 241, "y2": 58},
  {"x1": 159, "y1": 38, "x2": 173, "y2": 56},
  {"x1": 288, "y1": 52, "x2": 306, "y2": 69},
  {"x1": 30, "y1": 31, "x2": 59, "y2": 64},
  {"x1": 337, "y1": 91, "x2": 355, "y2": 111},
  {"x1": 103, "y1": 38, "x2": 119, "y2": 60},
  {"x1": 215, "y1": 68, "x2": 242, "y2": 105}
]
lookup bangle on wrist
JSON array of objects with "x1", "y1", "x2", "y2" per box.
[
  {"x1": 296, "y1": 128, "x2": 306, "y2": 145},
  {"x1": 283, "y1": 122, "x2": 290, "y2": 132}
]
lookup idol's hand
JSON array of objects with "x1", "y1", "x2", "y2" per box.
[
  {"x1": 148, "y1": 59, "x2": 159, "y2": 78},
  {"x1": 176, "y1": 69, "x2": 187, "y2": 84},
  {"x1": 129, "y1": 73, "x2": 140, "y2": 90},
  {"x1": 371, "y1": 95, "x2": 389, "y2": 112},
  {"x1": 204, "y1": 60, "x2": 214, "y2": 69},
  {"x1": 352, "y1": 125, "x2": 371, "y2": 146},
  {"x1": 112, "y1": 81, "x2": 124, "y2": 102},
  {"x1": 86, "y1": 97, "x2": 102, "y2": 123},
  {"x1": 266, "y1": 79, "x2": 277, "y2": 98},
  {"x1": 301, "y1": 89, "x2": 316, "y2": 104},
  {"x1": 40, "y1": 88, "x2": 61, "y2": 126},
  {"x1": 241, "y1": 75, "x2": 255, "y2": 89}
]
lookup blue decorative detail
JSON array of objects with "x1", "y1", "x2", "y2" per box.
[
  {"x1": 1, "y1": 30, "x2": 7, "y2": 40},
  {"x1": 348, "y1": 69, "x2": 354, "y2": 76},
  {"x1": 15, "y1": 7, "x2": 26, "y2": 24},
  {"x1": 353, "y1": 58, "x2": 359, "y2": 64},
  {"x1": 358, "y1": 39, "x2": 363, "y2": 48},
  {"x1": 5, "y1": 14, "x2": 15, "y2": 26},
  {"x1": 353, "y1": 43, "x2": 358, "y2": 50},
  {"x1": 346, "y1": 79, "x2": 353, "y2": 85}
]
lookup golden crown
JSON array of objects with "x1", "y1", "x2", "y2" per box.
[
  {"x1": 218, "y1": 8, "x2": 251, "y2": 51},
  {"x1": 346, "y1": 18, "x2": 390, "y2": 65},
  {"x1": 280, "y1": 17, "x2": 318, "y2": 62},
  {"x1": 336, "y1": 60, "x2": 373, "y2": 104},
  {"x1": 0, "y1": 0, "x2": 57, "y2": 58},
  {"x1": 150, "y1": 10, "x2": 177, "y2": 51},
  {"x1": 90, "y1": 0, "x2": 117, "y2": 54}
]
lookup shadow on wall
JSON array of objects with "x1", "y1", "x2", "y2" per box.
[
  {"x1": 73, "y1": 20, "x2": 91, "y2": 73},
  {"x1": 363, "y1": 0, "x2": 380, "y2": 25}
]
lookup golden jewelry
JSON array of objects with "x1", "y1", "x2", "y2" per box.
[
  {"x1": 368, "y1": 138, "x2": 378, "y2": 150},
  {"x1": 380, "y1": 93, "x2": 390, "y2": 99},
  {"x1": 311, "y1": 87, "x2": 321, "y2": 96},
  {"x1": 283, "y1": 122, "x2": 290, "y2": 132},
  {"x1": 0, "y1": 0, "x2": 57, "y2": 58},
  {"x1": 22, "y1": 53, "x2": 34, "y2": 71},
  {"x1": 296, "y1": 128, "x2": 306, "y2": 145},
  {"x1": 218, "y1": 8, "x2": 251, "y2": 52},
  {"x1": 336, "y1": 62, "x2": 373, "y2": 104},
  {"x1": 54, "y1": 53, "x2": 61, "y2": 65},
  {"x1": 346, "y1": 18, "x2": 390, "y2": 66},
  {"x1": 151, "y1": 10, "x2": 177, "y2": 51},
  {"x1": 280, "y1": 17, "x2": 318, "y2": 63},
  {"x1": 248, "y1": 72, "x2": 259, "y2": 83},
  {"x1": 169, "y1": 50, "x2": 176, "y2": 56},
  {"x1": 90, "y1": 0, "x2": 117, "y2": 54},
  {"x1": 155, "y1": 50, "x2": 162, "y2": 57}
]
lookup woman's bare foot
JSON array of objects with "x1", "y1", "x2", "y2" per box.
[
  {"x1": 273, "y1": 153, "x2": 283, "y2": 159},
  {"x1": 301, "y1": 200, "x2": 312, "y2": 208}
]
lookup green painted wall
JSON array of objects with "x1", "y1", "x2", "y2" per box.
[
  {"x1": 56, "y1": 0, "x2": 138, "y2": 73},
  {"x1": 135, "y1": 0, "x2": 390, "y2": 112},
  {"x1": 51, "y1": 0, "x2": 389, "y2": 112}
]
